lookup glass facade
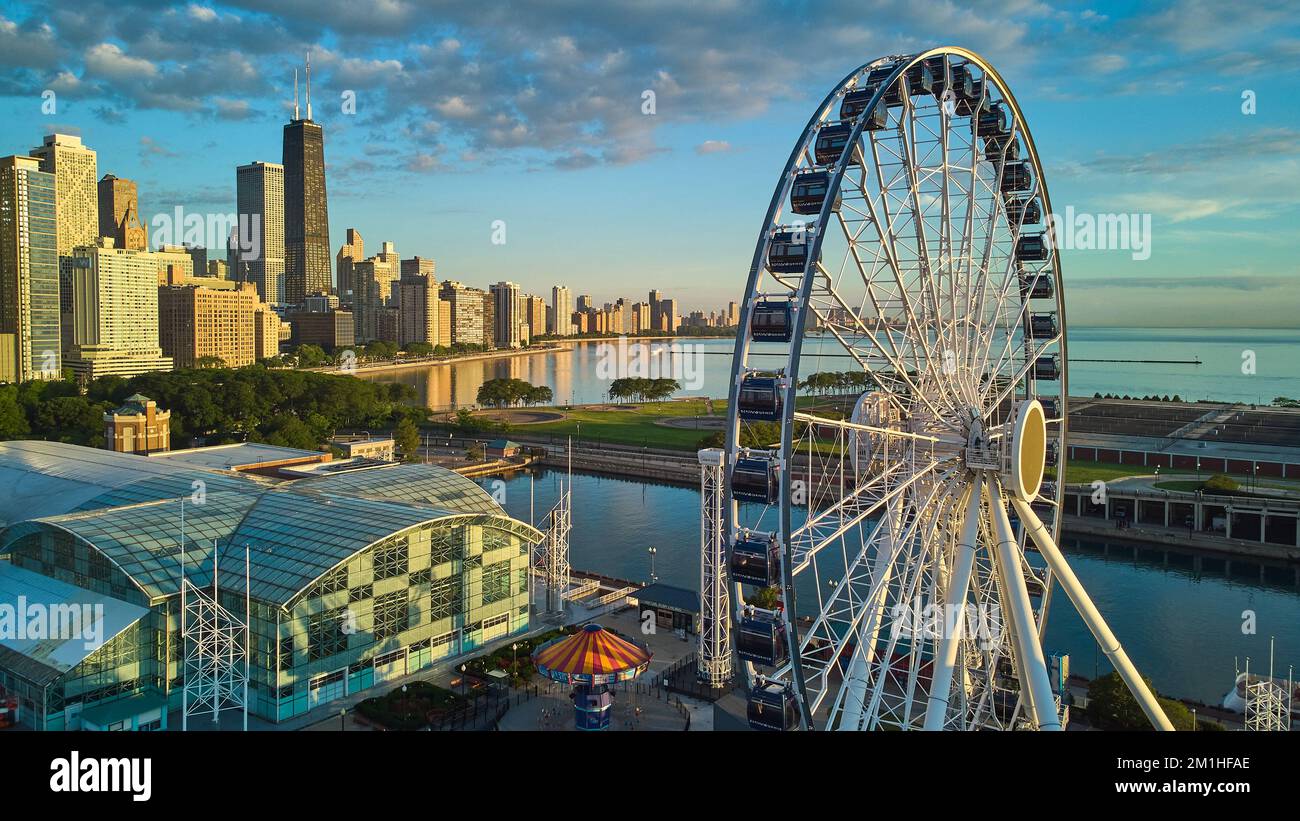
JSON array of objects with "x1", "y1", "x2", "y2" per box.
[
  {"x1": 0, "y1": 450, "x2": 542, "y2": 729},
  {"x1": 283, "y1": 120, "x2": 330, "y2": 304}
]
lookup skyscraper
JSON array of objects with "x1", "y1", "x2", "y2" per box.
[
  {"x1": 352, "y1": 241, "x2": 399, "y2": 344},
  {"x1": 97, "y1": 174, "x2": 147, "y2": 251},
  {"x1": 31, "y1": 133, "x2": 98, "y2": 258},
  {"x1": 490, "y1": 281, "x2": 522, "y2": 349},
  {"x1": 0, "y1": 155, "x2": 60, "y2": 381},
  {"x1": 62, "y1": 240, "x2": 174, "y2": 379},
  {"x1": 336, "y1": 228, "x2": 363, "y2": 305},
  {"x1": 526, "y1": 295, "x2": 547, "y2": 340},
  {"x1": 440, "y1": 280, "x2": 487, "y2": 346},
  {"x1": 551, "y1": 285, "x2": 572, "y2": 336},
  {"x1": 157, "y1": 281, "x2": 260, "y2": 368},
  {"x1": 283, "y1": 59, "x2": 330, "y2": 305},
  {"x1": 397, "y1": 258, "x2": 441, "y2": 348},
  {"x1": 235, "y1": 161, "x2": 285, "y2": 305}
]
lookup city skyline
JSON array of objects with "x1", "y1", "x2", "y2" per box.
[{"x1": 0, "y1": 1, "x2": 1295, "y2": 324}]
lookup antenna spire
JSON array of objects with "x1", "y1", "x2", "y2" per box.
[
  {"x1": 305, "y1": 50, "x2": 313, "y2": 120},
  {"x1": 293, "y1": 67, "x2": 299, "y2": 120}
]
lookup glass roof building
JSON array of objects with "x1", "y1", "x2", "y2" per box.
[{"x1": 0, "y1": 441, "x2": 542, "y2": 730}]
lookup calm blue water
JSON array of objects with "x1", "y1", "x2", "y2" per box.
[
  {"x1": 485, "y1": 468, "x2": 1300, "y2": 705},
  {"x1": 364, "y1": 327, "x2": 1300, "y2": 408}
]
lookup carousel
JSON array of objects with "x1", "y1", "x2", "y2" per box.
[{"x1": 532, "y1": 624, "x2": 652, "y2": 730}]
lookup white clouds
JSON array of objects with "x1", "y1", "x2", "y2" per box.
[
  {"x1": 186, "y1": 4, "x2": 217, "y2": 22},
  {"x1": 695, "y1": 140, "x2": 733, "y2": 155},
  {"x1": 84, "y1": 42, "x2": 158, "y2": 80}
]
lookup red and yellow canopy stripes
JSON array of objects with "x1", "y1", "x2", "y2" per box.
[{"x1": 532, "y1": 624, "x2": 652, "y2": 685}]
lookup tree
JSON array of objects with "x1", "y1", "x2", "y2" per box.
[
  {"x1": 32, "y1": 396, "x2": 107, "y2": 445},
  {"x1": 746, "y1": 586, "x2": 781, "y2": 609},
  {"x1": 0, "y1": 385, "x2": 30, "y2": 438},
  {"x1": 1203, "y1": 474, "x2": 1239, "y2": 493},
  {"x1": 394, "y1": 417, "x2": 420, "y2": 461},
  {"x1": 195, "y1": 355, "x2": 227, "y2": 369},
  {"x1": 1085, "y1": 671, "x2": 1189, "y2": 730}
]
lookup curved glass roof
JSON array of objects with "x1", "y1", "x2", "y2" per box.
[
  {"x1": 0, "y1": 440, "x2": 264, "y2": 526},
  {"x1": 295, "y1": 463, "x2": 501, "y2": 515},
  {"x1": 0, "y1": 442, "x2": 541, "y2": 606}
]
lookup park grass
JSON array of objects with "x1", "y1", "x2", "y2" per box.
[
  {"x1": 525, "y1": 399, "x2": 718, "y2": 450},
  {"x1": 1047, "y1": 459, "x2": 1159, "y2": 485}
]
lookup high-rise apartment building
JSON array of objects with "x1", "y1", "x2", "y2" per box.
[
  {"x1": 158, "y1": 281, "x2": 259, "y2": 368},
  {"x1": 577, "y1": 294, "x2": 593, "y2": 312},
  {"x1": 62, "y1": 240, "x2": 174, "y2": 379},
  {"x1": 97, "y1": 174, "x2": 147, "y2": 251},
  {"x1": 254, "y1": 305, "x2": 281, "y2": 360},
  {"x1": 397, "y1": 259, "x2": 442, "y2": 348},
  {"x1": 0, "y1": 155, "x2": 60, "y2": 381},
  {"x1": 659, "y1": 298, "x2": 680, "y2": 334},
  {"x1": 335, "y1": 228, "x2": 363, "y2": 305},
  {"x1": 525, "y1": 295, "x2": 547, "y2": 340},
  {"x1": 352, "y1": 241, "x2": 400, "y2": 344},
  {"x1": 551, "y1": 285, "x2": 572, "y2": 336},
  {"x1": 30, "y1": 133, "x2": 98, "y2": 258},
  {"x1": 632, "y1": 301, "x2": 651, "y2": 334},
  {"x1": 235, "y1": 161, "x2": 285, "y2": 305},
  {"x1": 282, "y1": 61, "x2": 330, "y2": 305},
  {"x1": 439, "y1": 281, "x2": 486, "y2": 346},
  {"x1": 490, "y1": 281, "x2": 522, "y2": 349}
]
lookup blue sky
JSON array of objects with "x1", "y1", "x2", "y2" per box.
[{"x1": 0, "y1": 0, "x2": 1297, "y2": 325}]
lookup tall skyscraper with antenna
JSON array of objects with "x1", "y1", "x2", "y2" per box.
[{"x1": 282, "y1": 54, "x2": 331, "y2": 306}]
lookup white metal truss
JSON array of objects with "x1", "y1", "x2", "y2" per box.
[
  {"x1": 180, "y1": 539, "x2": 249, "y2": 731},
  {"x1": 698, "y1": 448, "x2": 732, "y2": 687},
  {"x1": 1242, "y1": 647, "x2": 1291, "y2": 732},
  {"x1": 721, "y1": 47, "x2": 1170, "y2": 731}
]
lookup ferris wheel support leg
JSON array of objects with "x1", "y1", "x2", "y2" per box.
[
  {"x1": 986, "y1": 478, "x2": 1062, "y2": 731},
  {"x1": 1010, "y1": 497, "x2": 1175, "y2": 731},
  {"x1": 923, "y1": 473, "x2": 983, "y2": 731},
  {"x1": 838, "y1": 500, "x2": 900, "y2": 730}
]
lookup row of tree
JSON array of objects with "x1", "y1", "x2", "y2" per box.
[
  {"x1": 0, "y1": 364, "x2": 422, "y2": 451},
  {"x1": 280, "y1": 341, "x2": 491, "y2": 369},
  {"x1": 798, "y1": 371, "x2": 873, "y2": 396},
  {"x1": 607, "y1": 377, "x2": 682, "y2": 403},
  {"x1": 475, "y1": 378, "x2": 554, "y2": 408}
]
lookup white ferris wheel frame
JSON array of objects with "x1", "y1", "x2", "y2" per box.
[{"x1": 722, "y1": 47, "x2": 1172, "y2": 732}]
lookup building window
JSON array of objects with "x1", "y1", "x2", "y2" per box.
[
  {"x1": 308, "y1": 607, "x2": 349, "y2": 660},
  {"x1": 430, "y1": 576, "x2": 460, "y2": 620},
  {"x1": 278, "y1": 636, "x2": 294, "y2": 669},
  {"x1": 372, "y1": 538, "x2": 407, "y2": 580},
  {"x1": 317, "y1": 565, "x2": 348, "y2": 596},
  {"x1": 373, "y1": 591, "x2": 407, "y2": 640},
  {"x1": 482, "y1": 561, "x2": 511, "y2": 604}
]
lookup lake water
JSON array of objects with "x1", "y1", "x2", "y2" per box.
[
  {"x1": 486, "y1": 468, "x2": 1300, "y2": 705},
  {"x1": 362, "y1": 327, "x2": 1300, "y2": 408}
]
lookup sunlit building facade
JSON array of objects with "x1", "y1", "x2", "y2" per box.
[{"x1": 0, "y1": 442, "x2": 539, "y2": 730}]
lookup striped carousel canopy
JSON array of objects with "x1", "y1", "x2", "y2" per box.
[{"x1": 532, "y1": 624, "x2": 652, "y2": 685}]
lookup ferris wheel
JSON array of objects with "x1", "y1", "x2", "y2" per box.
[{"x1": 722, "y1": 47, "x2": 1173, "y2": 731}]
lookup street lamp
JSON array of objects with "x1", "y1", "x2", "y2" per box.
[
  {"x1": 402, "y1": 684, "x2": 409, "y2": 719},
  {"x1": 339, "y1": 707, "x2": 346, "y2": 731},
  {"x1": 460, "y1": 664, "x2": 467, "y2": 696},
  {"x1": 648, "y1": 546, "x2": 658, "y2": 583},
  {"x1": 512, "y1": 642, "x2": 519, "y2": 677}
]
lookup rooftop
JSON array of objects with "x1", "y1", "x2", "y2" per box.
[
  {"x1": 0, "y1": 441, "x2": 539, "y2": 607},
  {"x1": 0, "y1": 562, "x2": 149, "y2": 687},
  {"x1": 148, "y1": 442, "x2": 328, "y2": 471}
]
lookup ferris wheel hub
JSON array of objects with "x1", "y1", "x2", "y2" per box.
[{"x1": 1007, "y1": 399, "x2": 1048, "y2": 501}]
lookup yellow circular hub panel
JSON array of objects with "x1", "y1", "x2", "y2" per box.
[{"x1": 1010, "y1": 400, "x2": 1047, "y2": 501}]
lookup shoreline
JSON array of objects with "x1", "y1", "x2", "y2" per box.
[{"x1": 309, "y1": 342, "x2": 575, "y2": 376}]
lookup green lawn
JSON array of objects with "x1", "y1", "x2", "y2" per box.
[
  {"x1": 525, "y1": 399, "x2": 718, "y2": 450},
  {"x1": 1048, "y1": 459, "x2": 1158, "y2": 485}
]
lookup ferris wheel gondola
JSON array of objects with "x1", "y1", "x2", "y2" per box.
[{"x1": 722, "y1": 47, "x2": 1173, "y2": 731}]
